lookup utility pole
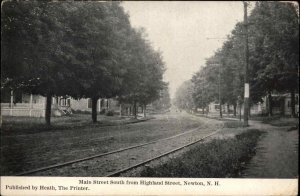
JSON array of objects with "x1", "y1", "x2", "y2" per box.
[
  {"x1": 209, "y1": 61, "x2": 222, "y2": 118},
  {"x1": 243, "y1": 1, "x2": 249, "y2": 126},
  {"x1": 219, "y1": 63, "x2": 222, "y2": 118}
]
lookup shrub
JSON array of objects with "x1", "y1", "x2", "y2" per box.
[
  {"x1": 100, "y1": 109, "x2": 106, "y2": 115},
  {"x1": 72, "y1": 110, "x2": 91, "y2": 114},
  {"x1": 140, "y1": 129, "x2": 264, "y2": 177},
  {"x1": 106, "y1": 110, "x2": 114, "y2": 116}
]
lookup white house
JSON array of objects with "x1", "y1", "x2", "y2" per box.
[
  {"x1": 0, "y1": 90, "x2": 121, "y2": 117},
  {"x1": 205, "y1": 93, "x2": 299, "y2": 117}
]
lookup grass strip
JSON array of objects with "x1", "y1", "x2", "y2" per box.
[
  {"x1": 262, "y1": 117, "x2": 299, "y2": 127},
  {"x1": 140, "y1": 129, "x2": 264, "y2": 177},
  {"x1": 0, "y1": 116, "x2": 153, "y2": 135}
]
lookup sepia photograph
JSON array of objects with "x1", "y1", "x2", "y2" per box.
[{"x1": 1, "y1": 1, "x2": 299, "y2": 195}]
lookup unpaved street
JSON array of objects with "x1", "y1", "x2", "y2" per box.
[{"x1": 1, "y1": 112, "x2": 221, "y2": 176}]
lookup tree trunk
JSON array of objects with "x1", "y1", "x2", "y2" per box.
[
  {"x1": 268, "y1": 91, "x2": 273, "y2": 116},
  {"x1": 133, "y1": 101, "x2": 137, "y2": 119},
  {"x1": 92, "y1": 97, "x2": 98, "y2": 123},
  {"x1": 202, "y1": 107, "x2": 205, "y2": 114},
  {"x1": 227, "y1": 104, "x2": 230, "y2": 116},
  {"x1": 143, "y1": 104, "x2": 146, "y2": 118},
  {"x1": 249, "y1": 107, "x2": 251, "y2": 117},
  {"x1": 219, "y1": 104, "x2": 223, "y2": 118},
  {"x1": 45, "y1": 93, "x2": 52, "y2": 126},
  {"x1": 119, "y1": 103, "x2": 122, "y2": 117},
  {"x1": 239, "y1": 103, "x2": 242, "y2": 121},
  {"x1": 291, "y1": 89, "x2": 296, "y2": 117},
  {"x1": 233, "y1": 103, "x2": 237, "y2": 117}
]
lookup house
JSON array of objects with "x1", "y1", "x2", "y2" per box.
[
  {"x1": 208, "y1": 102, "x2": 227, "y2": 114},
  {"x1": 236, "y1": 102, "x2": 263, "y2": 116},
  {"x1": 204, "y1": 93, "x2": 299, "y2": 117},
  {"x1": 0, "y1": 89, "x2": 121, "y2": 117},
  {"x1": 205, "y1": 100, "x2": 264, "y2": 116},
  {"x1": 1, "y1": 88, "x2": 165, "y2": 118},
  {"x1": 262, "y1": 93, "x2": 299, "y2": 116},
  {"x1": 1, "y1": 89, "x2": 46, "y2": 117}
]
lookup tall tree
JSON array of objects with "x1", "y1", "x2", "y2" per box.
[
  {"x1": 174, "y1": 80, "x2": 195, "y2": 112},
  {"x1": 1, "y1": 1, "x2": 80, "y2": 125},
  {"x1": 62, "y1": 2, "x2": 133, "y2": 123},
  {"x1": 117, "y1": 28, "x2": 165, "y2": 119},
  {"x1": 248, "y1": 2, "x2": 299, "y2": 116},
  {"x1": 152, "y1": 84, "x2": 172, "y2": 111}
]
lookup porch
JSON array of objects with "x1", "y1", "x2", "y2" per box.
[{"x1": 1, "y1": 102, "x2": 45, "y2": 117}]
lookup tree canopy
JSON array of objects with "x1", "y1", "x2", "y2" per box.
[
  {"x1": 1, "y1": 1, "x2": 166, "y2": 124},
  {"x1": 178, "y1": 1, "x2": 299, "y2": 117}
]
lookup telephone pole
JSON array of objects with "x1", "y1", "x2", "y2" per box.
[
  {"x1": 209, "y1": 62, "x2": 222, "y2": 118},
  {"x1": 219, "y1": 63, "x2": 222, "y2": 118},
  {"x1": 243, "y1": 1, "x2": 249, "y2": 126}
]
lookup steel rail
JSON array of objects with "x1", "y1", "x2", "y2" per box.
[
  {"x1": 105, "y1": 129, "x2": 220, "y2": 177},
  {"x1": 15, "y1": 125, "x2": 207, "y2": 176}
]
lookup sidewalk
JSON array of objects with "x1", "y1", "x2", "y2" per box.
[{"x1": 242, "y1": 121, "x2": 298, "y2": 178}]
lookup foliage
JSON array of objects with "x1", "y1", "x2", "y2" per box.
[
  {"x1": 174, "y1": 80, "x2": 195, "y2": 111},
  {"x1": 117, "y1": 28, "x2": 166, "y2": 117},
  {"x1": 140, "y1": 129, "x2": 264, "y2": 177},
  {"x1": 1, "y1": 1, "x2": 166, "y2": 124},
  {"x1": 106, "y1": 110, "x2": 115, "y2": 116},
  {"x1": 190, "y1": 2, "x2": 299, "y2": 116},
  {"x1": 151, "y1": 84, "x2": 172, "y2": 111}
]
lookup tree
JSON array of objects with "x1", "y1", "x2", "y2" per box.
[
  {"x1": 192, "y1": 65, "x2": 216, "y2": 114},
  {"x1": 191, "y1": 2, "x2": 299, "y2": 118},
  {"x1": 248, "y1": 2, "x2": 299, "y2": 116},
  {"x1": 117, "y1": 28, "x2": 165, "y2": 119},
  {"x1": 1, "y1": 1, "x2": 137, "y2": 124},
  {"x1": 174, "y1": 80, "x2": 195, "y2": 112},
  {"x1": 55, "y1": 2, "x2": 133, "y2": 123},
  {"x1": 1, "y1": 1, "x2": 80, "y2": 125},
  {"x1": 152, "y1": 84, "x2": 172, "y2": 112}
]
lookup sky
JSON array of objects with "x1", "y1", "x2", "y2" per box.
[{"x1": 122, "y1": 1, "x2": 249, "y2": 98}]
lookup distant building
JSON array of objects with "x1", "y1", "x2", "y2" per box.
[
  {"x1": 204, "y1": 93, "x2": 299, "y2": 117},
  {"x1": 262, "y1": 93, "x2": 299, "y2": 116},
  {"x1": 208, "y1": 102, "x2": 227, "y2": 114}
]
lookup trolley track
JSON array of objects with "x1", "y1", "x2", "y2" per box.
[
  {"x1": 16, "y1": 121, "x2": 223, "y2": 176},
  {"x1": 105, "y1": 130, "x2": 220, "y2": 177},
  {"x1": 15, "y1": 122, "x2": 221, "y2": 176}
]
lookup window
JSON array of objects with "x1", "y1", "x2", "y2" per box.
[
  {"x1": 287, "y1": 100, "x2": 291, "y2": 108},
  {"x1": 60, "y1": 98, "x2": 67, "y2": 106},
  {"x1": 88, "y1": 98, "x2": 92, "y2": 108}
]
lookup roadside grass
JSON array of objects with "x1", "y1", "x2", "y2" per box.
[
  {"x1": 196, "y1": 113, "x2": 298, "y2": 128},
  {"x1": 262, "y1": 117, "x2": 299, "y2": 127},
  {"x1": 222, "y1": 115, "x2": 299, "y2": 128},
  {"x1": 140, "y1": 129, "x2": 264, "y2": 177},
  {"x1": 0, "y1": 114, "x2": 152, "y2": 135},
  {"x1": 223, "y1": 121, "x2": 244, "y2": 128}
]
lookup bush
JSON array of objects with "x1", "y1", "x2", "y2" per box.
[
  {"x1": 140, "y1": 129, "x2": 264, "y2": 178},
  {"x1": 100, "y1": 109, "x2": 106, "y2": 115},
  {"x1": 223, "y1": 121, "x2": 244, "y2": 128},
  {"x1": 106, "y1": 110, "x2": 114, "y2": 116},
  {"x1": 72, "y1": 110, "x2": 91, "y2": 114}
]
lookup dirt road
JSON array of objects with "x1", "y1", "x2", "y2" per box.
[{"x1": 1, "y1": 112, "x2": 221, "y2": 176}]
